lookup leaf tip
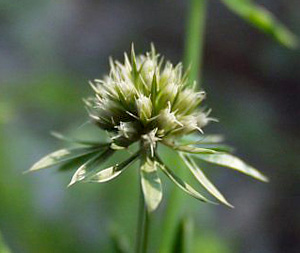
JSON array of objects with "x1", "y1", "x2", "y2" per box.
[
  {"x1": 260, "y1": 174, "x2": 270, "y2": 183},
  {"x1": 226, "y1": 202, "x2": 235, "y2": 209},
  {"x1": 23, "y1": 169, "x2": 32, "y2": 175},
  {"x1": 67, "y1": 181, "x2": 75, "y2": 188},
  {"x1": 218, "y1": 196, "x2": 234, "y2": 209},
  {"x1": 26, "y1": 164, "x2": 39, "y2": 173},
  {"x1": 67, "y1": 179, "x2": 76, "y2": 188}
]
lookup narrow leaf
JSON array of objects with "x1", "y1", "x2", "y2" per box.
[
  {"x1": 68, "y1": 148, "x2": 115, "y2": 186},
  {"x1": 28, "y1": 147, "x2": 101, "y2": 172},
  {"x1": 194, "y1": 153, "x2": 269, "y2": 182},
  {"x1": 221, "y1": 0, "x2": 298, "y2": 48},
  {"x1": 199, "y1": 134, "x2": 225, "y2": 144},
  {"x1": 197, "y1": 144, "x2": 233, "y2": 153},
  {"x1": 51, "y1": 131, "x2": 110, "y2": 146},
  {"x1": 155, "y1": 154, "x2": 216, "y2": 204},
  {"x1": 180, "y1": 154, "x2": 233, "y2": 208},
  {"x1": 58, "y1": 150, "x2": 101, "y2": 172},
  {"x1": 163, "y1": 140, "x2": 217, "y2": 154},
  {"x1": 140, "y1": 155, "x2": 163, "y2": 212},
  {"x1": 86, "y1": 152, "x2": 139, "y2": 183},
  {"x1": 176, "y1": 138, "x2": 233, "y2": 153},
  {"x1": 180, "y1": 134, "x2": 225, "y2": 145}
]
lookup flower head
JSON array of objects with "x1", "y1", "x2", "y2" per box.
[
  {"x1": 29, "y1": 44, "x2": 268, "y2": 212},
  {"x1": 86, "y1": 44, "x2": 209, "y2": 148}
]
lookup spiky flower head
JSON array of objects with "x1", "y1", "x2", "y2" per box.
[
  {"x1": 85, "y1": 44, "x2": 212, "y2": 151},
  {"x1": 29, "y1": 44, "x2": 268, "y2": 212}
]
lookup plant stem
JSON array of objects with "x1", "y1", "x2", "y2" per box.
[
  {"x1": 184, "y1": 0, "x2": 207, "y2": 88},
  {"x1": 159, "y1": 0, "x2": 207, "y2": 252},
  {"x1": 135, "y1": 171, "x2": 150, "y2": 253},
  {"x1": 171, "y1": 217, "x2": 194, "y2": 252}
]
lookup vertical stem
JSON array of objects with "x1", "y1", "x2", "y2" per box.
[
  {"x1": 171, "y1": 217, "x2": 194, "y2": 252},
  {"x1": 142, "y1": 206, "x2": 149, "y2": 252},
  {"x1": 158, "y1": 0, "x2": 207, "y2": 252},
  {"x1": 183, "y1": 216, "x2": 194, "y2": 253},
  {"x1": 184, "y1": 0, "x2": 207, "y2": 87},
  {"x1": 135, "y1": 166, "x2": 150, "y2": 253}
]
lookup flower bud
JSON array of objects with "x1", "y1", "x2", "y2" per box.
[
  {"x1": 196, "y1": 112, "x2": 210, "y2": 128},
  {"x1": 140, "y1": 58, "x2": 156, "y2": 86},
  {"x1": 157, "y1": 102, "x2": 182, "y2": 133},
  {"x1": 160, "y1": 82, "x2": 179, "y2": 105},
  {"x1": 176, "y1": 115, "x2": 200, "y2": 135},
  {"x1": 174, "y1": 90, "x2": 206, "y2": 114},
  {"x1": 136, "y1": 95, "x2": 152, "y2": 123},
  {"x1": 160, "y1": 62, "x2": 176, "y2": 85},
  {"x1": 196, "y1": 109, "x2": 218, "y2": 128}
]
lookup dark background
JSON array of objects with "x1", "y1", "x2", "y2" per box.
[{"x1": 0, "y1": 0, "x2": 299, "y2": 252}]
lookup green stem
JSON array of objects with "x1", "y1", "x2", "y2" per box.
[
  {"x1": 171, "y1": 217, "x2": 194, "y2": 252},
  {"x1": 184, "y1": 0, "x2": 207, "y2": 87},
  {"x1": 135, "y1": 169, "x2": 150, "y2": 253},
  {"x1": 159, "y1": 0, "x2": 207, "y2": 252}
]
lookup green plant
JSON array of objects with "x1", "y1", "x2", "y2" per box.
[
  {"x1": 28, "y1": 0, "x2": 297, "y2": 252},
  {"x1": 29, "y1": 44, "x2": 268, "y2": 252}
]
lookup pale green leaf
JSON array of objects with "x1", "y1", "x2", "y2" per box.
[
  {"x1": 68, "y1": 148, "x2": 115, "y2": 186},
  {"x1": 221, "y1": 0, "x2": 298, "y2": 48},
  {"x1": 86, "y1": 152, "x2": 139, "y2": 183},
  {"x1": 169, "y1": 144, "x2": 216, "y2": 155},
  {"x1": 162, "y1": 140, "x2": 217, "y2": 154},
  {"x1": 140, "y1": 155, "x2": 163, "y2": 212},
  {"x1": 28, "y1": 147, "x2": 101, "y2": 172},
  {"x1": 197, "y1": 144, "x2": 234, "y2": 153},
  {"x1": 155, "y1": 154, "x2": 216, "y2": 204},
  {"x1": 180, "y1": 154, "x2": 233, "y2": 208},
  {"x1": 195, "y1": 153, "x2": 269, "y2": 182},
  {"x1": 88, "y1": 166, "x2": 122, "y2": 183},
  {"x1": 181, "y1": 134, "x2": 225, "y2": 145},
  {"x1": 58, "y1": 151, "x2": 101, "y2": 172},
  {"x1": 199, "y1": 135, "x2": 225, "y2": 144},
  {"x1": 176, "y1": 139, "x2": 233, "y2": 153},
  {"x1": 68, "y1": 154, "x2": 101, "y2": 186}
]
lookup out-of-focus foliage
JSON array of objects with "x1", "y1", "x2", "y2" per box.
[
  {"x1": 171, "y1": 217, "x2": 193, "y2": 253},
  {"x1": 0, "y1": 232, "x2": 11, "y2": 253},
  {"x1": 220, "y1": 0, "x2": 298, "y2": 48}
]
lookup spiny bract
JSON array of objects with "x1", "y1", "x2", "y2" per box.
[{"x1": 29, "y1": 44, "x2": 268, "y2": 212}]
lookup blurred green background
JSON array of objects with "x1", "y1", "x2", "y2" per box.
[{"x1": 0, "y1": 0, "x2": 299, "y2": 252}]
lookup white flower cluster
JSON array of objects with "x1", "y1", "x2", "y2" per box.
[{"x1": 86, "y1": 45, "x2": 216, "y2": 148}]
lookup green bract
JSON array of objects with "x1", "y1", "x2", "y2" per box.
[{"x1": 29, "y1": 45, "x2": 268, "y2": 212}]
